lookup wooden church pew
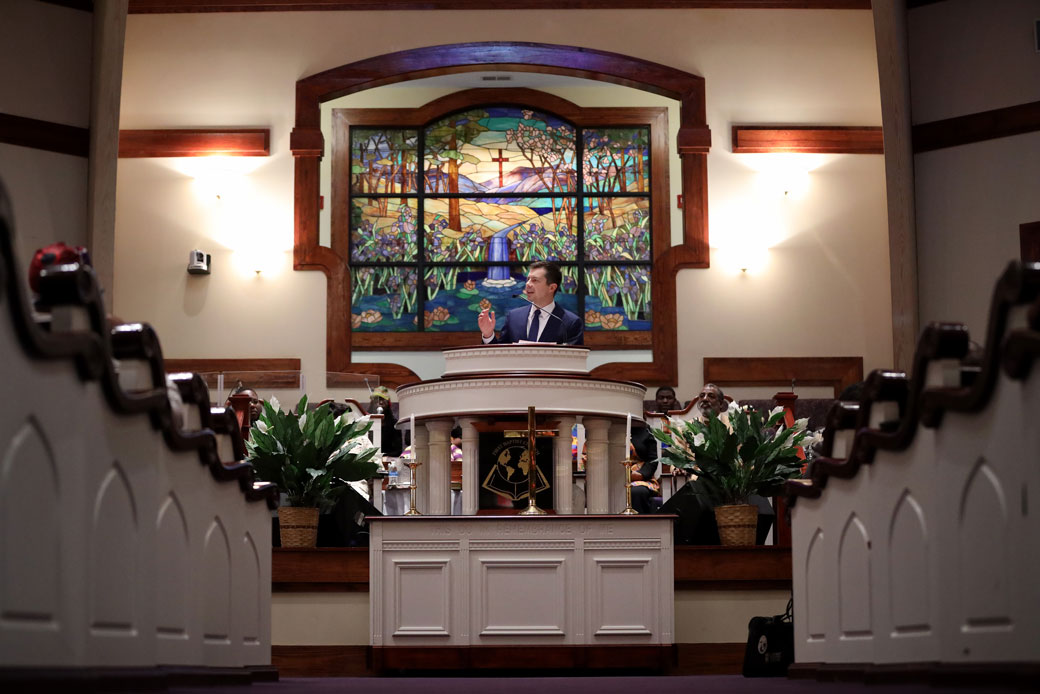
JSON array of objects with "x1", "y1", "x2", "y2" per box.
[
  {"x1": 787, "y1": 262, "x2": 1040, "y2": 681},
  {"x1": 0, "y1": 184, "x2": 278, "y2": 682}
]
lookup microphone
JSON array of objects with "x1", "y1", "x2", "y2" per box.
[
  {"x1": 376, "y1": 406, "x2": 384, "y2": 414},
  {"x1": 512, "y1": 293, "x2": 563, "y2": 324},
  {"x1": 363, "y1": 377, "x2": 373, "y2": 393}
]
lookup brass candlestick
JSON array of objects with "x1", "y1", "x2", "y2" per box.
[
  {"x1": 519, "y1": 405, "x2": 547, "y2": 516},
  {"x1": 620, "y1": 458, "x2": 639, "y2": 515},
  {"x1": 403, "y1": 458, "x2": 422, "y2": 516}
]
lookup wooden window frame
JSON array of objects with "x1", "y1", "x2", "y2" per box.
[
  {"x1": 292, "y1": 42, "x2": 711, "y2": 387},
  {"x1": 334, "y1": 89, "x2": 665, "y2": 350}
]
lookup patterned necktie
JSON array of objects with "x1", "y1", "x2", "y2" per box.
[{"x1": 526, "y1": 307, "x2": 541, "y2": 341}]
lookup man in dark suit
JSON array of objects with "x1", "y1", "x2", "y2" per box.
[{"x1": 477, "y1": 260, "x2": 584, "y2": 345}]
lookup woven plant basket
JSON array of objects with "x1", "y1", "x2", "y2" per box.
[
  {"x1": 278, "y1": 506, "x2": 319, "y2": 548},
  {"x1": 714, "y1": 504, "x2": 758, "y2": 546}
]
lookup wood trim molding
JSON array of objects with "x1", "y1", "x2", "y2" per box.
[
  {"x1": 118, "y1": 128, "x2": 270, "y2": 157},
  {"x1": 1020, "y1": 221, "x2": 1040, "y2": 264},
  {"x1": 164, "y1": 357, "x2": 302, "y2": 390},
  {"x1": 703, "y1": 356, "x2": 864, "y2": 397},
  {"x1": 912, "y1": 99, "x2": 1040, "y2": 153},
  {"x1": 293, "y1": 42, "x2": 712, "y2": 388},
  {"x1": 130, "y1": 0, "x2": 871, "y2": 12},
  {"x1": 0, "y1": 112, "x2": 89, "y2": 157},
  {"x1": 732, "y1": 126, "x2": 883, "y2": 154}
]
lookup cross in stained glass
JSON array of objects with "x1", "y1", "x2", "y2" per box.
[{"x1": 491, "y1": 148, "x2": 510, "y2": 188}]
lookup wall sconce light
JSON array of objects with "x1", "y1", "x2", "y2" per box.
[{"x1": 233, "y1": 247, "x2": 283, "y2": 276}]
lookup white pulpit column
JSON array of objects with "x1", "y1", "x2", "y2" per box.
[
  {"x1": 609, "y1": 421, "x2": 628, "y2": 513},
  {"x1": 458, "y1": 417, "x2": 479, "y2": 515},
  {"x1": 554, "y1": 416, "x2": 576, "y2": 514},
  {"x1": 412, "y1": 421, "x2": 430, "y2": 514},
  {"x1": 425, "y1": 419, "x2": 452, "y2": 515},
  {"x1": 583, "y1": 417, "x2": 611, "y2": 514}
]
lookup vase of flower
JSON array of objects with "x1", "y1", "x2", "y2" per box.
[
  {"x1": 245, "y1": 395, "x2": 381, "y2": 549},
  {"x1": 713, "y1": 503, "x2": 759, "y2": 546},
  {"x1": 277, "y1": 506, "x2": 320, "y2": 548},
  {"x1": 652, "y1": 403, "x2": 818, "y2": 546}
]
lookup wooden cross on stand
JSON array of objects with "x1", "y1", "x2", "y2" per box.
[{"x1": 491, "y1": 148, "x2": 510, "y2": 188}]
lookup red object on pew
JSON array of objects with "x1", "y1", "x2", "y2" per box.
[{"x1": 28, "y1": 242, "x2": 91, "y2": 293}]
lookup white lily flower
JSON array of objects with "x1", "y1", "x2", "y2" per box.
[
  {"x1": 355, "y1": 414, "x2": 371, "y2": 425},
  {"x1": 768, "y1": 406, "x2": 784, "y2": 418},
  {"x1": 727, "y1": 400, "x2": 741, "y2": 413},
  {"x1": 807, "y1": 430, "x2": 825, "y2": 448},
  {"x1": 298, "y1": 413, "x2": 307, "y2": 432},
  {"x1": 794, "y1": 417, "x2": 809, "y2": 431},
  {"x1": 692, "y1": 432, "x2": 705, "y2": 447},
  {"x1": 268, "y1": 395, "x2": 281, "y2": 413},
  {"x1": 256, "y1": 420, "x2": 269, "y2": 434}
]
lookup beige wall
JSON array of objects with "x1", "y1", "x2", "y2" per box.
[
  {"x1": 0, "y1": 0, "x2": 92, "y2": 266},
  {"x1": 116, "y1": 8, "x2": 890, "y2": 402},
  {"x1": 272, "y1": 588, "x2": 789, "y2": 646},
  {"x1": 909, "y1": 0, "x2": 1040, "y2": 338}
]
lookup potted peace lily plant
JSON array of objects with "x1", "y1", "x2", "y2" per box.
[
  {"x1": 245, "y1": 395, "x2": 381, "y2": 548},
  {"x1": 652, "y1": 404, "x2": 818, "y2": 546}
]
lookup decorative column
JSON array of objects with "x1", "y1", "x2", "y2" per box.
[
  {"x1": 458, "y1": 417, "x2": 480, "y2": 515},
  {"x1": 425, "y1": 420, "x2": 453, "y2": 515},
  {"x1": 609, "y1": 421, "x2": 628, "y2": 513},
  {"x1": 583, "y1": 417, "x2": 611, "y2": 514},
  {"x1": 412, "y1": 421, "x2": 430, "y2": 514},
  {"x1": 553, "y1": 416, "x2": 576, "y2": 514}
]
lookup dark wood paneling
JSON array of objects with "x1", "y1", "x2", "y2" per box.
[
  {"x1": 271, "y1": 645, "x2": 371, "y2": 677},
  {"x1": 0, "y1": 112, "x2": 89, "y2": 157},
  {"x1": 271, "y1": 543, "x2": 789, "y2": 591},
  {"x1": 271, "y1": 643, "x2": 747, "y2": 676},
  {"x1": 118, "y1": 128, "x2": 270, "y2": 157},
  {"x1": 674, "y1": 545, "x2": 791, "y2": 582},
  {"x1": 732, "y1": 126, "x2": 883, "y2": 154},
  {"x1": 272, "y1": 547, "x2": 369, "y2": 587},
  {"x1": 1020, "y1": 221, "x2": 1040, "y2": 264},
  {"x1": 164, "y1": 357, "x2": 302, "y2": 391},
  {"x1": 703, "y1": 356, "x2": 864, "y2": 397},
  {"x1": 130, "y1": 0, "x2": 871, "y2": 12},
  {"x1": 373, "y1": 644, "x2": 675, "y2": 672},
  {"x1": 913, "y1": 99, "x2": 1040, "y2": 153}
]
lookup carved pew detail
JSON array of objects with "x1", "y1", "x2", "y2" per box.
[
  {"x1": 0, "y1": 182, "x2": 277, "y2": 676},
  {"x1": 786, "y1": 261, "x2": 1040, "y2": 673}
]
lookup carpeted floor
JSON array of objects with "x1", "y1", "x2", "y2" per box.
[{"x1": 168, "y1": 675, "x2": 1021, "y2": 694}]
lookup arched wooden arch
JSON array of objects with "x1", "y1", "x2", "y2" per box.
[{"x1": 291, "y1": 41, "x2": 711, "y2": 387}]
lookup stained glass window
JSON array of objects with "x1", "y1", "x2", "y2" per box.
[{"x1": 346, "y1": 105, "x2": 653, "y2": 335}]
